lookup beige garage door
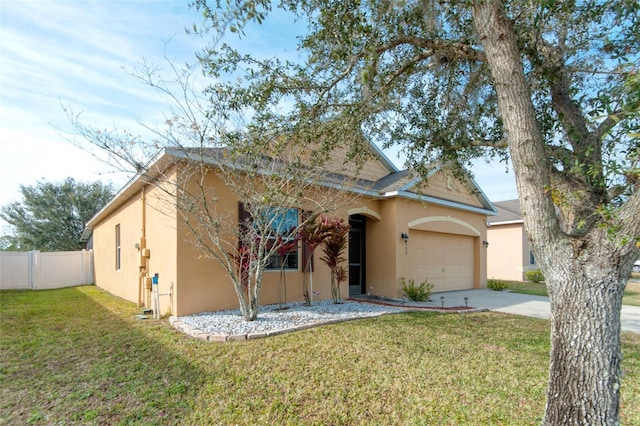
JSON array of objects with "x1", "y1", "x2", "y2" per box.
[{"x1": 408, "y1": 231, "x2": 475, "y2": 291}]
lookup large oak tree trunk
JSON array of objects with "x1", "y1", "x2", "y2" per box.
[
  {"x1": 545, "y1": 268, "x2": 624, "y2": 424},
  {"x1": 473, "y1": 2, "x2": 625, "y2": 424}
]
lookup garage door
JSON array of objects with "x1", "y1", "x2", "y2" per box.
[{"x1": 408, "y1": 231, "x2": 474, "y2": 291}]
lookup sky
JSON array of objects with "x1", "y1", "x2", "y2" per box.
[{"x1": 0, "y1": 0, "x2": 517, "y2": 232}]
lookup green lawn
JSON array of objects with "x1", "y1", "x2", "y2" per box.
[
  {"x1": 506, "y1": 279, "x2": 640, "y2": 307},
  {"x1": 1, "y1": 286, "x2": 639, "y2": 425},
  {"x1": 505, "y1": 281, "x2": 549, "y2": 297}
]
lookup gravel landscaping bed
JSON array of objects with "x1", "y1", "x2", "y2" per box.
[{"x1": 178, "y1": 299, "x2": 407, "y2": 336}]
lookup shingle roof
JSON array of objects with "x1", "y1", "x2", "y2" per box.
[
  {"x1": 83, "y1": 146, "x2": 497, "y2": 239},
  {"x1": 165, "y1": 147, "x2": 414, "y2": 194},
  {"x1": 488, "y1": 199, "x2": 523, "y2": 224},
  {"x1": 372, "y1": 169, "x2": 414, "y2": 192}
]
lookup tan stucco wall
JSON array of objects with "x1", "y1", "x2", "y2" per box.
[
  {"x1": 363, "y1": 198, "x2": 488, "y2": 299},
  {"x1": 93, "y1": 163, "x2": 490, "y2": 316},
  {"x1": 359, "y1": 199, "x2": 397, "y2": 297},
  {"x1": 420, "y1": 171, "x2": 483, "y2": 208},
  {"x1": 405, "y1": 201, "x2": 487, "y2": 292},
  {"x1": 144, "y1": 180, "x2": 178, "y2": 316},
  {"x1": 486, "y1": 223, "x2": 530, "y2": 281},
  {"x1": 174, "y1": 171, "x2": 241, "y2": 315},
  {"x1": 92, "y1": 170, "x2": 178, "y2": 315},
  {"x1": 171, "y1": 171, "x2": 339, "y2": 316},
  {"x1": 92, "y1": 192, "x2": 143, "y2": 304},
  {"x1": 320, "y1": 145, "x2": 391, "y2": 181}
]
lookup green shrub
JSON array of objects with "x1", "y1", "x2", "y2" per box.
[
  {"x1": 487, "y1": 278, "x2": 509, "y2": 291},
  {"x1": 400, "y1": 277, "x2": 434, "y2": 301},
  {"x1": 526, "y1": 270, "x2": 545, "y2": 283}
]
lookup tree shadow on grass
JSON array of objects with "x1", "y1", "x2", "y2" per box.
[{"x1": 0, "y1": 286, "x2": 205, "y2": 425}]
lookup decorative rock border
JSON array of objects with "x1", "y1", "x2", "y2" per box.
[
  {"x1": 169, "y1": 313, "x2": 397, "y2": 342},
  {"x1": 169, "y1": 304, "x2": 488, "y2": 343}
]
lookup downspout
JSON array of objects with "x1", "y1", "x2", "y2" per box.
[{"x1": 138, "y1": 186, "x2": 148, "y2": 307}]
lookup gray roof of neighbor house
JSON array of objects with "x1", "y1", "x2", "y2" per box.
[{"x1": 488, "y1": 199, "x2": 523, "y2": 224}]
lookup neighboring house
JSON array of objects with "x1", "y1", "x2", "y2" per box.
[
  {"x1": 83, "y1": 144, "x2": 497, "y2": 317},
  {"x1": 486, "y1": 199, "x2": 536, "y2": 281}
]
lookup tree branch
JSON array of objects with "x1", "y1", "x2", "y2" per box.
[
  {"x1": 592, "y1": 111, "x2": 624, "y2": 143},
  {"x1": 374, "y1": 35, "x2": 485, "y2": 62}
]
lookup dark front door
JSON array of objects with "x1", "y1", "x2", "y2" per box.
[{"x1": 349, "y1": 215, "x2": 366, "y2": 296}]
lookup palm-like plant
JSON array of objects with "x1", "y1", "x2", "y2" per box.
[
  {"x1": 319, "y1": 217, "x2": 350, "y2": 304},
  {"x1": 300, "y1": 217, "x2": 329, "y2": 305},
  {"x1": 335, "y1": 265, "x2": 348, "y2": 301}
]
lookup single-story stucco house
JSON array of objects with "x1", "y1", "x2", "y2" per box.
[
  {"x1": 486, "y1": 199, "x2": 536, "y2": 281},
  {"x1": 82, "y1": 142, "x2": 497, "y2": 317}
]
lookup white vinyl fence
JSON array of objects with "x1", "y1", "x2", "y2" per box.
[{"x1": 0, "y1": 250, "x2": 94, "y2": 290}]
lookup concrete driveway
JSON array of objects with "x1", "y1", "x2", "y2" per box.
[{"x1": 422, "y1": 289, "x2": 640, "y2": 334}]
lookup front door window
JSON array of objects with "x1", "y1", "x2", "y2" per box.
[{"x1": 348, "y1": 215, "x2": 366, "y2": 295}]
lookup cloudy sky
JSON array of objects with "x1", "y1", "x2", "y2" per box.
[
  {"x1": 0, "y1": 0, "x2": 517, "y2": 231},
  {"x1": 1, "y1": 1, "x2": 203, "y2": 208}
]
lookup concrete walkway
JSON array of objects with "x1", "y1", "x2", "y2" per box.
[{"x1": 416, "y1": 289, "x2": 640, "y2": 334}]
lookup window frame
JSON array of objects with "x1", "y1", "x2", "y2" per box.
[
  {"x1": 238, "y1": 203, "x2": 301, "y2": 272},
  {"x1": 115, "y1": 224, "x2": 121, "y2": 271},
  {"x1": 264, "y1": 207, "x2": 299, "y2": 271}
]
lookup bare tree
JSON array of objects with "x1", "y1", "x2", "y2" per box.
[
  {"x1": 170, "y1": 144, "x2": 355, "y2": 320},
  {"x1": 68, "y1": 61, "x2": 356, "y2": 321}
]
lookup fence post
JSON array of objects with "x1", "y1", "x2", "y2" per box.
[
  {"x1": 28, "y1": 251, "x2": 33, "y2": 289},
  {"x1": 81, "y1": 249, "x2": 86, "y2": 284},
  {"x1": 31, "y1": 250, "x2": 41, "y2": 289},
  {"x1": 27, "y1": 251, "x2": 33, "y2": 289},
  {"x1": 89, "y1": 249, "x2": 94, "y2": 284}
]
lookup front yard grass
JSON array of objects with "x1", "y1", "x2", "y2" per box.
[
  {"x1": 1, "y1": 286, "x2": 639, "y2": 425},
  {"x1": 507, "y1": 280, "x2": 640, "y2": 307},
  {"x1": 505, "y1": 280, "x2": 549, "y2": 297}
]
